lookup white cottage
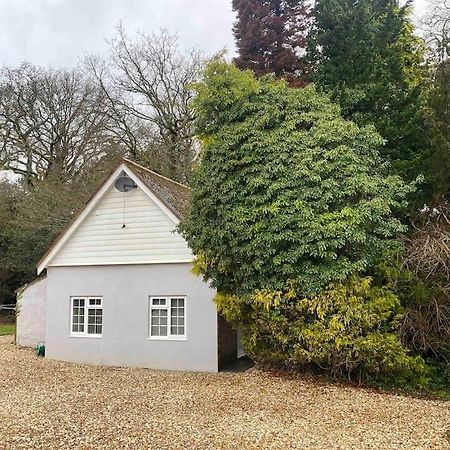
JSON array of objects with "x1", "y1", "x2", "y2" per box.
[{"x1": 17, "y1": 158, "x2": 237, "y2": 372}]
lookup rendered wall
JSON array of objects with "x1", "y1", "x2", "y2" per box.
[
  {"x1": 45, "y1": 264, "x2": 219, "y2": 372},
  {"x1": 16, "y1": 277, "x2": 47, "y2": 347}
]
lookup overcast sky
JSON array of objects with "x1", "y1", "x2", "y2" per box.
[{"x1": 0, "y1": 0, "x2": 430, "y2": 69}]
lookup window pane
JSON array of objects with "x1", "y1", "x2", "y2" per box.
[
  {"x1": 171, "y1": 325, "x2": 184, "y2": 335},
  {"x1": 72, "y1": 298, "x2": 85, "y2": 333},
  {"x1": 170, "y1": 298, "x2": 185, "y2": 336},
  {"x1": 87, "y1": 306, "x2": 102, "y2": 335},
  {"x1": 150, "y1": 307, "x2": 168, "y2": 337},
  {"x1": 152, "y1": 298, "x2": 166, "y2": 306},
  {"x1": 171, "y1": 298, "x2": 184, "y2": 308}
]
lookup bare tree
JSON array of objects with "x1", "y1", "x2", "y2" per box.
[
  {"x1": 422, "y1": 0, "x2": 450, "y2": 63},
  {"x1": 0, "y1": 64, "x2": 121, "y2": 184},
  {"x1": 87, "y1": 26, "x2": 203, "y2": 183}
]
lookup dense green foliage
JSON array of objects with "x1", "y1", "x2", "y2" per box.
[
  {"x1": 0, "y1": 1, "x2": 447, "y2": 393},
  {"x1": 232, "y1": 0, "x2": 310, "y2": 87},
  {"x1": 374, "y1": 254, "x2": 450, "y2": 392},
  {"x1": 216, "y1": 277, "x2": 428, "y2": 386},
  {"x1": 309, "y1": 0, "x2": 430, "y2": 191},
  {"x1": 388, "y1": 267, "x2": 450, "y2": 363},
  {"x1": 0, "y1": 181, "x2": 22, "y2": 305},
  {"x1": 425, "y1": 60, "x2": 450, "y2": 202},
  {"x1": 181, "y1": 60, "x2": 413, "y2": 297}
]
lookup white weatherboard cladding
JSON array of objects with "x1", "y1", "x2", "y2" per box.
[{"x1": 49, "y1": 184, "x2": 193, "y2": 267}]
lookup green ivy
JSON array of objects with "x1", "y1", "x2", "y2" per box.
[{"x1": 181, "y1": 59, "x2": 416, "y2": 297}]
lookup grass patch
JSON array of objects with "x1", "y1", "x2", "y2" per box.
[{"x1": 0, "y1": 323, "x2": 15, "y2": 336}]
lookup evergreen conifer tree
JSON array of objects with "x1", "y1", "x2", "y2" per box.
[{"x1": 310, "y1": 0, "x2": 430, "y2": 192}]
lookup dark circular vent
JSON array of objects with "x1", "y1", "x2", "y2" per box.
[{"x1": 114, "y1": 176, "x2": 137, "y2": 193}]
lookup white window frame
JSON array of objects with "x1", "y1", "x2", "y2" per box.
[
  {"x1": 70, "y1": 296, "x2": 103, "y2": 338},
  {"x1": 148, "y1": 296, "x2": 187, "y2": 341}
]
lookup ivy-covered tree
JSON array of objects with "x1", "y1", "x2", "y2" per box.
[
  {"x1": 309, "y1": 0, "x2": 430, "y2": 190},
  {"x1": 181, "y1": 60, "x2": 414, "y2": 297},
  {"x1": 232, "y1": 0, "x2": 311, "y2": 87},
  {"x1": 181, "y1": 60, "x2": 425, "y2": 383}
]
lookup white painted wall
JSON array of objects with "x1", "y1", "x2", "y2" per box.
[
  {"x1": 16, "y1": 277, "x2": 47, "y2": 347},
  {"x1": 49, "y1": 183, "x2": 192, "y2": 268},
  {"x1": 45, "y1": 264, "x2": 219, "y2": 372}
]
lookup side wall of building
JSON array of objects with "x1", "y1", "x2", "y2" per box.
[
  {"x1": 45, "y1": 263, "x2": 219, "y2": 372},
  {"x1": 16, "y1": 277, "x2": 47, "y2": 347}
]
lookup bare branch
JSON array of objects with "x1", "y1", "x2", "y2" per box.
[
  {"x1": 86, "y1": 26, "x2": 203, "y2": 183},
  {"x1": 421, "y1": 0, "x2": 450, "y2": 63},
  {"x1": 0, "y1": 64, "x2": 124, "y2": 183}
]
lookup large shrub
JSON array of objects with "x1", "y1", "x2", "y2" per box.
[
  {"x1": 216, "y1": 277, "x2": 428, "y2": 386},
  {"x1": 181, "y1": 60, "x2": 414, "y2": 297},
  {"x1": 181, "y1": 60, "x2": 423, "y2": 385}
]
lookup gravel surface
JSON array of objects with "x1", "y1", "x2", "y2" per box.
[{"x1": 0, "y1": 335, "x2": 449, "y2": 450}]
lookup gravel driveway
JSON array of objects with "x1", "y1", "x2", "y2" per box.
[{"x1": 0, "y1": 335, "x2": 449, "y2": 450}]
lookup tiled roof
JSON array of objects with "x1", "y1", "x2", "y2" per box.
[{"x1": 123, "y1": 158, "x2": 191, "y2": 220}]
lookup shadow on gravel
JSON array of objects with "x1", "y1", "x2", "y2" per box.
[{"x1": 222, "y1": 356, "x2": 255, "y2": 373}]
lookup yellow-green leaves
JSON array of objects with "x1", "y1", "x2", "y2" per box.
[{"x1": 215, "y1": 278, "x2": 428, "y2": 386}]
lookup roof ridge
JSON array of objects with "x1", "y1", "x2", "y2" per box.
[{"x1": 122, "y1": 157, "x2": 191, "y2": 190}]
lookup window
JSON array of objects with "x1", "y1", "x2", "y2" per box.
[
  {"x1": 72, "y1": 298, "x2": 85, "y2": 333},
  {"x1": 149, "y1": 297, "x2": 186, "y2": 339},
  {"x1": 71, "y1": 297, "x2": 103, "y2": 337}
]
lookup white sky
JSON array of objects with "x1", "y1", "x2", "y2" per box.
[{"x1": 0, "y1": 0, "x2": 430, "y2": 68}]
